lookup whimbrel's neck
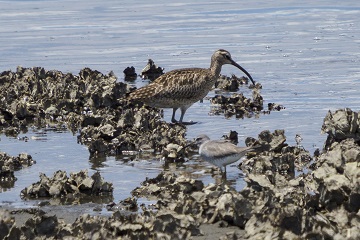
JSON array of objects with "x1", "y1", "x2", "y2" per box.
[{"x1": 209, "y1": 60, "x2": 223, "y2": 77}]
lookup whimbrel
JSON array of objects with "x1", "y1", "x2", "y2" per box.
[
  {"x1": 128, "y1": 49, "x2": 255, "y2": 124},
  {"x1": 195, "y1": 134, "x2": 256, "y2": 174}
]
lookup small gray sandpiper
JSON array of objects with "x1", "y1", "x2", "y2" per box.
[
  {"x1": 195, "y1": 134, "x2": 257, "y2": 174},
  {"x1": 128, "y1": 49, "x2": 255, "y2": 125}
]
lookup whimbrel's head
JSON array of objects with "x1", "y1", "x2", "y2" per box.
[{"x1": 211, "y1": 49, "x2": 255, "y2": 85}]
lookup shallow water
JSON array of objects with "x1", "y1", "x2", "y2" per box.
[{"x1": 1, "y1": 0, "x2": 360, "y2": 209}]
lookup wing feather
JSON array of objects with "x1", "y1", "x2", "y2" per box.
[
  {"x1": 129, "y1": 68, "x2": 212, "y2": 101},
  {"x1": 201, "y1": 140, "x2": 249, "y2": 159}
]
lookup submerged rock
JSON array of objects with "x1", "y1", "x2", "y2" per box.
[
  {"x1": 268, "y1": 102, "x2": 286, "y2": 111},
  {"x1": 0, "y1": 152, "x2": 35, "y2": 190},
  {"x1": 123, "y1": 66, "x2": 137, "y2": 81}
]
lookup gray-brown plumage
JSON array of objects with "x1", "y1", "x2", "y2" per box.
[
  {"x1": 128, "y1": 49, "x2": 255, "y2": 124},
  {"x1": 195, "y1": 134, "x2": 255, "y2": 173}
]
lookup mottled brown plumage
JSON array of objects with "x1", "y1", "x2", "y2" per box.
[{"x1": 128, "y1": 49, "x2": 255, "y2": 124}]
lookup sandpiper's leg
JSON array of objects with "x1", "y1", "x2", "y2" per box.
[{"x1": 171, "y1": 108, "x2": 178, "y2": 123}]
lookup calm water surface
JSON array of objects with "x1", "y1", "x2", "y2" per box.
[{"x1": 0, "y1": 0, "x2": 360, "y2": 208}]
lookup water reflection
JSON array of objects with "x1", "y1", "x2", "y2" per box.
[
  {"x1": 89, "y1": 155, "x2": 108, "y2": 169},
  {"x1": 0, "y1": 180, "x2": 16, "y2": 192}
]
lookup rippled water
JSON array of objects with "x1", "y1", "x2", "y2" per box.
[{"x1": 1, "y1": 0, "x2": 360, "y2": 208}]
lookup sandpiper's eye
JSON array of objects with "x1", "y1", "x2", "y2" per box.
[{"x1": 224, "y1": 54, "x2": 231, "y2": 60}]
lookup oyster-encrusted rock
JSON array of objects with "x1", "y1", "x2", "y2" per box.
[
  {"x1": 241, "y1": 109, "x2": 360, "y2": 239},
  {"x1": 21, "y1": 169, "x2": 113, "y2": 201},
  {"x1": 321, "y1": 108, "x2": 360, "y2": 149},
  {"x1": 241, "y1": 129, "x2": 312, "y2": 184},
  {"x1": 0, "y1": 152, "x2": 36, "y2": 190},
  {"x1": 140, "y1": 59, "x2": 164, "y2": 80},
  {"x1": 5, "y1": 110, "x2": 360, "y2": 239},
  {"x1": 0, "y1": 67, "x2": 188, "y2": 158},
  {"x1": 209, "y1": 84, "x2": 264, "y2": 119},
  {"x1": 215, "y1": 74, "x2": 253, "y2": 91}
]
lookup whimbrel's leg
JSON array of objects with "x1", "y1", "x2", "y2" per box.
[
  {"x1": 221, "y1": 166, "x2": 227, "y2": 179},
  {"x1": 171, "y1": 108, "x2": 178, "y2": 123},
  {"x1": 179, "y1": 106, "x2": 196, "y2": 125}
]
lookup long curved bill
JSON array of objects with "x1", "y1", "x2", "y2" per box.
[{"x1": 230, "y1": 60, "x2": 255, "y2": 85}]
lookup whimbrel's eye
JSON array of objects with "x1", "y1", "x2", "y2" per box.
[{"x1": 224, "y1": 55, "x2": 231, "y2": 60}]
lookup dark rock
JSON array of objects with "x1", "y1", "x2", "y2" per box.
[
  {"x1": 223, "y1": 130, "x2": 238, "y2": 145},
  {"x1": 123, "y1": 66, "x2": 137, "y2": 81},
  {"x1": 268, "y1": 102, "x2": 285, "y2": 111},
  {"x1": 141, "y1": 59, "x2": 164, "y2": 80}
]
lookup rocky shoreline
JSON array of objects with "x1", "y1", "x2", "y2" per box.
[{"x1": 1, "y1": 67, "x2": 359, "y2": 239}]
